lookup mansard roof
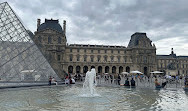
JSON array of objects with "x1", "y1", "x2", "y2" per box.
[
  {"x1": 37, "y1": 19, "x2": 64, "y2": 33},
  {"x1": 128, "y1": 32, "x2": 152, "y2": 48}
]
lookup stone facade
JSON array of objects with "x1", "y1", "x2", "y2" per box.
[
  {"x1": 33, "y1": 19, "x2": 188, "y2": 78},
  {"x1": 157, "y1": 48, "x2": 188, "y2": 76}
]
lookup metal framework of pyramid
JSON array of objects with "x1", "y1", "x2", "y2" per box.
[{"x1": 0, "y1": 2, "x2": 60, "y2": 87}]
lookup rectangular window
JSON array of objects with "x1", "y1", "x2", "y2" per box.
[
  {"x1": 104, "y1": 56, "x2": 107, "y2": 62},
  {"x1": 84, "y1": 56, "x2": 87, "y2": 62},
  {"x1": 144, "y1": 57, "x2": 147, "y2": 63},
  {"x1": 97, "y1": 56, "x2": 101, "y2": 62},
  {"x1": 77, "y1": 49, "x2": 79, "y2": 52},
  {"x1": 105, "y1": 50, "x2": 107, "y2": 53},
  {"x1": 91, "y1": 50, "x2": 93, "y2": 53},
  {"x1": 111, "y1": 50, "x2": 113, "y2": 53},
  {"x1": 91, "y1": 57, "x2": 94, "y2": 62},
  {"x1": 111, "y1": 56, "x2": 114, "y2": 62},
  {"x1": 84, "y1": 49, "x2": 86, "y2": 53},
  {"x1": 57, "y1": 46, "x2": 61, "y2": 51},
  {"x1": 98, "y1": 50, "x2": 100, "y2": 53},
  {"x1": 70, "y1": 55, "x2": 72, "y2": 61},
  {"x1": 70, "y1": 49, "x2": 72, "y2": 52},
  {"x1": 118, "y1": 57, "x2": 120, "y2": 62},
  {"x1": 77, "y1": 56, "x2": 80, "y2": 61},
  {"x1": 57, "y1": 55, "x2": 61, "y2": 61}
]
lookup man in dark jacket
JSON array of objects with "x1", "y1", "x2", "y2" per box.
[
  {"x1": 130, "y1": 78, "x2": 135, "y2": 86},
  {"x1": 124, "y1": 78, "x2": 130, "y2": 86}
]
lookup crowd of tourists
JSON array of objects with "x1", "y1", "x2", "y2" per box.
[
  {"x1": 94, "y1": 73, "x2": 188, "y2": 89},
  {"x1": 49, "y1": 72, "x2": 188, "y2": 90}
]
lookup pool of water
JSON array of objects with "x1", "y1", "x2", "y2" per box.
[{"x1": 0, "y1": 84, "x2": 188, "y2": 111}]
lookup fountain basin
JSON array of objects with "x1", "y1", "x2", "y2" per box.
[{"x1": 0, "y1": 84, "x2": 188, "y2": 111}]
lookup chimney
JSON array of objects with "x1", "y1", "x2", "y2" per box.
[
  {"x1": 63, "y1": 20, "x2": 66, "y2": 35},
  {"x1": 37, "y1": 19, "x2": 41, "y2": 29},
  {"x1": 171, "y1": 48, "x2": 174, "y2": 54}
]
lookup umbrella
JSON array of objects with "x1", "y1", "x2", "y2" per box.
[
  {"x1": 130, "y1": 70, "x2": 143, "y2": 74},
  {"x1": 121, "y1": 72, "x2": 129, "y2": 75},
  {"x1": 150, "y1": 71, "x2": 164, "y2": 74}
]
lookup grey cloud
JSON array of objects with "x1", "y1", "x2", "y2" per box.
[{"x1": 3, "y1": 0, "x2": 188, "y2": 55}]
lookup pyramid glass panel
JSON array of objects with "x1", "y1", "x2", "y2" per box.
[{"x1": 0, "y1": 2, "x2": 60, "y2": 87}]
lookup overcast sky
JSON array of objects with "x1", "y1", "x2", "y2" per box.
[{"x1": 3, "y1": 0, "x2": 188, "y2": 55}]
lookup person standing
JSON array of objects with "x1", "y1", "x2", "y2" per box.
[
  {"x1": 65, "y1": 75, "x2": 69, "y2": 84},
  {"x1": 49, "y1": 76, "x2": 52, "y2": 86},
  {"x1": 155, "y1": 78, "x2": 161, "y2": 88},
  {"x1": 124, "y1": 78, "x2": 130, "y2": 86},
  {"x1": 110, "y1": 74, "x2": 113, "y2": 84},
  {"x1": 118, "y1": 74, "x2": 121, "y2": 85},
  {"x1": 52, "y1": 77, "x2": 58, "y2": 85},
  {"x1": 130, "y1": 78, "x2": 136, "y2": 87}
]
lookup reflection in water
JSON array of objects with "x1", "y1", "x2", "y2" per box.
[
  {"x1": 154, "y1": 89, "x2": 188, "y2": 111},
  {"x1": 0, "y1": 85, "x2": 187, "y2": 111}
]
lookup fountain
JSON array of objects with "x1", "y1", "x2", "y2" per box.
[{"x1": 81, "y1": 68, "x2": 99, "y2": 97}]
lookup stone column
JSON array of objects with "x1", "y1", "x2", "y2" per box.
[
  {"x1": 102, "y1": 66, "x2": 105, "y2": 74},
  {"x1": 116, "y1": 66, "x2": 119, "y2": 74},
  {"x1": 80, "y1": 65, "x2": 83, "y2": 74},
  {"x1": 73, "y1": 64, "x2": 76, "y2": 74},
  {"x1": 109, "y1": 66, "x2": 112, "y2": 73}
]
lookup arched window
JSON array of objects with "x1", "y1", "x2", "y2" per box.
[
  {"x1": 112, "y1": 66, "x2": 116, "y2": 73},
  {"x1": 98, "y1": 66, "x2": 102, "y2": 73},
  {"x1": 68, "y1": 66, "x2": 73, "y2": 74},
  {"x1": 76, "y1": 66, "x2": 80, "y2": 73},
  {"x1": 58, "y1": 37, "x2": 61, "y2": 44},
  {"x1": 83, "y1": 66, "x2": 88, "y2": 73},
  {"x1": 126, "y1": 66, "x2": 130, "y2": 73},
  {"x1": 105, "y1": 66, "x2": 109, "y2": 73},
  {"x1": 119, "y1": 66, "x2": 123, "y2": 73},
  {"x1": 48, "y1": 36, "x2": 52, "y2": 44}
]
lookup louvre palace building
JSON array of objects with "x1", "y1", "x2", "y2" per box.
[{"x1": 32, "y1": 19, "x2": 188, "y2": 78}]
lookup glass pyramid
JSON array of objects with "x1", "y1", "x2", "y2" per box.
[{"x1": 0, "y1": 2, "x2": 61, "y2": 87}]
